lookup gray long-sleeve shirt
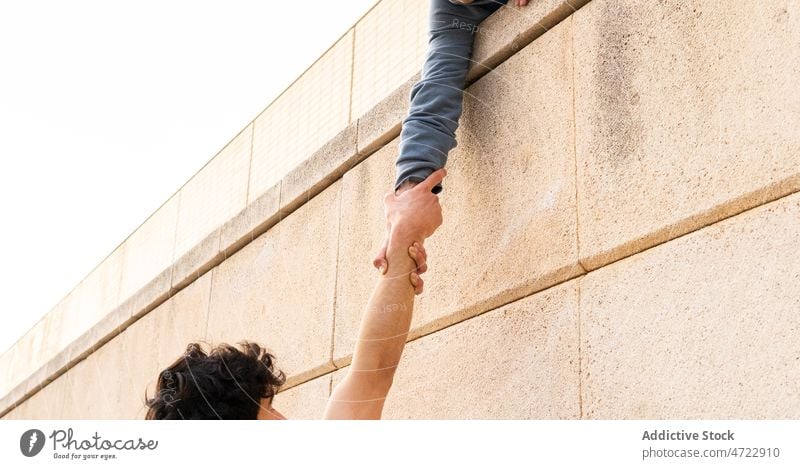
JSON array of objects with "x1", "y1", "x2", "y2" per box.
[{"x1": 395, "y1": 0, "x2": 506, "y2": 193}]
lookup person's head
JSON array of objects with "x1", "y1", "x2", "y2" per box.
[{"x1": 145, "y1": 341, "x2": 287, "y2": 420}]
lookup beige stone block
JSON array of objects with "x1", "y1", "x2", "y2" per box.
[
  {"x1": 91, "y1": 296, "x2": 135, "y2": 349},
  {"x1": 0, "y1": 322, "x2": 94, "y2": 417},
  {"x1": 574, "y1": 0, "x2": 800, "y2": 270},
  {"x1": 279, "y1": 123, "x2": 358, "y2": 215},
  {"x1": 355, "y1": 73, "x2": 417, "y2": 158},
  {"x1": 129, "y1": 268, "x2": 172, "y2": 318},
  {"x1": 0, "y1": 295, "x2": 139, "y2": 416},
  {"x1": 207, "y1": 182, "x2": 341, "y2": 387},
  {"x1": 332, "y1": 281, "x2": 580, "y2": 419},
  {"x1": 67, "y1": 334, "x2": 133, "y2": 419},
  {"x1": 220, "y1": 181, "x2": 281, "y2": 256},
  {"x1": 274, "y1": 373, "x2": 331, "y2": 420},
  {"x1": 171, "y1": 227, "x2": 222, "y2": 291},
  {"x1": 119, "y1": 193, "x2": 179, "y2": 303},
  {"x1": 61, "y1": 270, "x2": 213, "y2": 419},
  {"x1": 581, "y1": 192, "x2": 800, "y2": 419},
  {"x1": 0, "y1": 347, "x2": 21, "y2": 403},
  {"x1": 2, "y1": 370, "x2": 74, "y2": 420},
  {"x1": 34, "y1": 296, "x2": 128, "y2": 401},
  {"x1": 468, "y1": 0, "x2": 590, "y2": 82},
  {"x1": 0, "y1": 296, "x2": 89, "y2": 405},
  {"x1": 249, "y1": 31, "x2": 353, "y2": 202},
  {"x1": 2, "y1": 395, "x2": 30, "y2": 419},
  {"x1": 335, "y1": 19, "x2": 582, "y2": 365},
  {"x1": 81, "y1": 245, "x2": 126, "y2": 324},
  {"x1": 36, "y1": 287, "x2": 82, "y2": 369},
  {"x1": 1, "y1": 321, "x2": 44, "y2": 399},
  {"x1": 2, "y1": 183, "x2": 163, "y2": 411},
  {"x1": 174, "y1": 124, "x2": 252, "y2": 261},
  {"x1": 353, "y1": 0, "x2": 589, "y2": 160},
  {"x1": 51, "y1": 245, "x2": 126, "y2": 363},
  {"x1": 125, "y1": 270, "x2": 214, "y2": 419},
  {"x1": 351, "y1": 0, "x2": 428, "y2": 121},
  {"x1": 0, "y1": 349, "x2": 12, "y2": 397}
]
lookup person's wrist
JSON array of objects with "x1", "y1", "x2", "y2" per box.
[
  {"x1": 388, "y1": 224, "x2": 422, "y2": 252},
  {"x1": 395, "y1": 179, "x2": 418, "y2": 195}
]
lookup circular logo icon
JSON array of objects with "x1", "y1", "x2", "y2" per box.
[{"x1": 20, "y1": 429, "x2": 45, "y2": 457}]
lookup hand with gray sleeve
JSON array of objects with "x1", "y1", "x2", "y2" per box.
[{"x1": 374, "y1": 0, "x2": 527, "y2": 274}]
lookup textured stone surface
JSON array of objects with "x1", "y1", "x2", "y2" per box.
[
  {"x1": 10, "y1": 280, "x2": 139, "y2": 412},
  {"x1": 573, "y1": 0, "x2": 800, "y2": 270},
  {"x1": 0, "y1": 318, "x2": 48, "y2": 399},
  {"x1": 3, "y1": 271, "x2": 213, "y2": 419},
  {"x1": 67, "y1": 332, "x2": 135, "y2": 419},
  {"x1": 355, "y1": 73, "x2": 416, "y2": 158},
  {"x1": 280, "y1": 123, "x2": 358, "y2": 214},
  {"x1": 332, "y1": 280, "x2": 580, "y2": 419},
  {"x1": 350, "y1": 0, "x2": 428, "y2": 121},
  {"x1": 220, "y1": 181, "x2": 281, "y2": 255},
  {"x1": 3, "y1": 370, "x2": 74, "y2": 420},
  {"x1": 97, "y1": 271, "x2": 212, "y2": 419},
  {"x1": 119, "y1": 193, "x2": 179, "y2": 303},
  {"x1": 352, "y1": 0, "x2": 592, "y2": 159},
  {"x1": 6, "y1": 0, "x2": 800, "y2": 422},
  {"x1": 129, "y1": 267, "x2": 172, "y2": 317},
  {"x1": 113, "y1": 270, "x2": 213, "y2": 419},
  {"x1": 0, "y1": 348, "x2": 17, "y2": 401},
  {"x1": 174, "y1": 124, "x2": 251, "y2": 261},
  {"x1": 335, "y1": 18, "x2": 581, "y2": 365},
  {"x1": 274, "y1": 373, "x2": 331, "y2": 420},
  {"x1": 1, "y1": 0, "x2": 595, "y2": 413},
  {"x1": 582, "y1": 192, "x2": 800, "y2": 419},
  {"x1": 206, "y1": 182, "x2": 341, "y2": 388},
  {"x1": 468, "y1": 0, "x2": 590, "y2": 82},
  {"x1": 68, "y1": 246, "x2": 126, "y2": 352},
  {"x1": 171, "y1": 227, "x2": 221, "y2": 291},
  {"x1": 0, "y1": 245, "x2": 125, "y2": 403},
  {"x1": 249, "y1": 31, "x2": 353, "y2": 202}
]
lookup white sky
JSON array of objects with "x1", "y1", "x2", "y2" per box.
[{"x1": 0, "y1": 0, "x2": 377, "y2": 356}]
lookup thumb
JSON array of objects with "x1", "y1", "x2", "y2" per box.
[
  {"x1": 415, "y1": 168, "x2": 447, "y2": 193},
  {"x1": 372, "y1": 240, "x2": 388, "y2": 274}
]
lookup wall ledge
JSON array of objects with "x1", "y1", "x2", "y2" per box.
[{"x1": 0, "y1": 0, "x2": 591, "y2": 417}]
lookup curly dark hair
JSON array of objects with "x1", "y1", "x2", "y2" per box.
[{"x1": 145, "y1": 341, "x2": 285, "y2": 419}]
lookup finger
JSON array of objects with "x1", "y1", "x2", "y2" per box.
[
  {"x1": 408, "y1": 244, "x2": 419, "y2": 267},
  {"x1": 383, "y1": 191, "x2": 395, "y2": 209},
  {"x1": 372, "y1": 243, "x2": 388, "y2": 275},
  {"x1": 415, "y1": 168, "x2": 447, "y2": 193},
  {"x1": 410, "y1": 272, "x2": 424, "y2": 295},
  {"x1": 408, "y1": 242, "x2": 420, "y2": 262},
  {"x1": 372, "y1": 221, "x2": 391, "y2": 274},
  {"x1": 430, "y1": 203, "x2": 444, "y2": 232},
  {"x1": 409, "y1": 243, "x2": 427, "y2": 274},
  {"x1": 413, "y1": 242, "x2": 428, "y2": 274}
]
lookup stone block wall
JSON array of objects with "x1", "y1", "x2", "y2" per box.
[{"x1": 2, "y1": 0, "x2": 798, "y2": 419}]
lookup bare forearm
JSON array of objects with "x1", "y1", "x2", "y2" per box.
[
  {"x1": 324, "y1": 169, "x2": 445, "y2": 419},
  {"x1": 350, "y1": 236, "x2": 418, "y2": 376},
  {"x1": 324, "y1": 238, "x2": 418, "y2": 419}
]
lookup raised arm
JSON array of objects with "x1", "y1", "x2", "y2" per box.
[
  {"x1": 395, "y1": 0, "x2": 506, "y2": 194},
  {"x1": 324, "y1": 170, "x2": 446, "y2": 419},
  {"x1": 372, "y1": 0, "x2": 511, "y2": 274}
]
